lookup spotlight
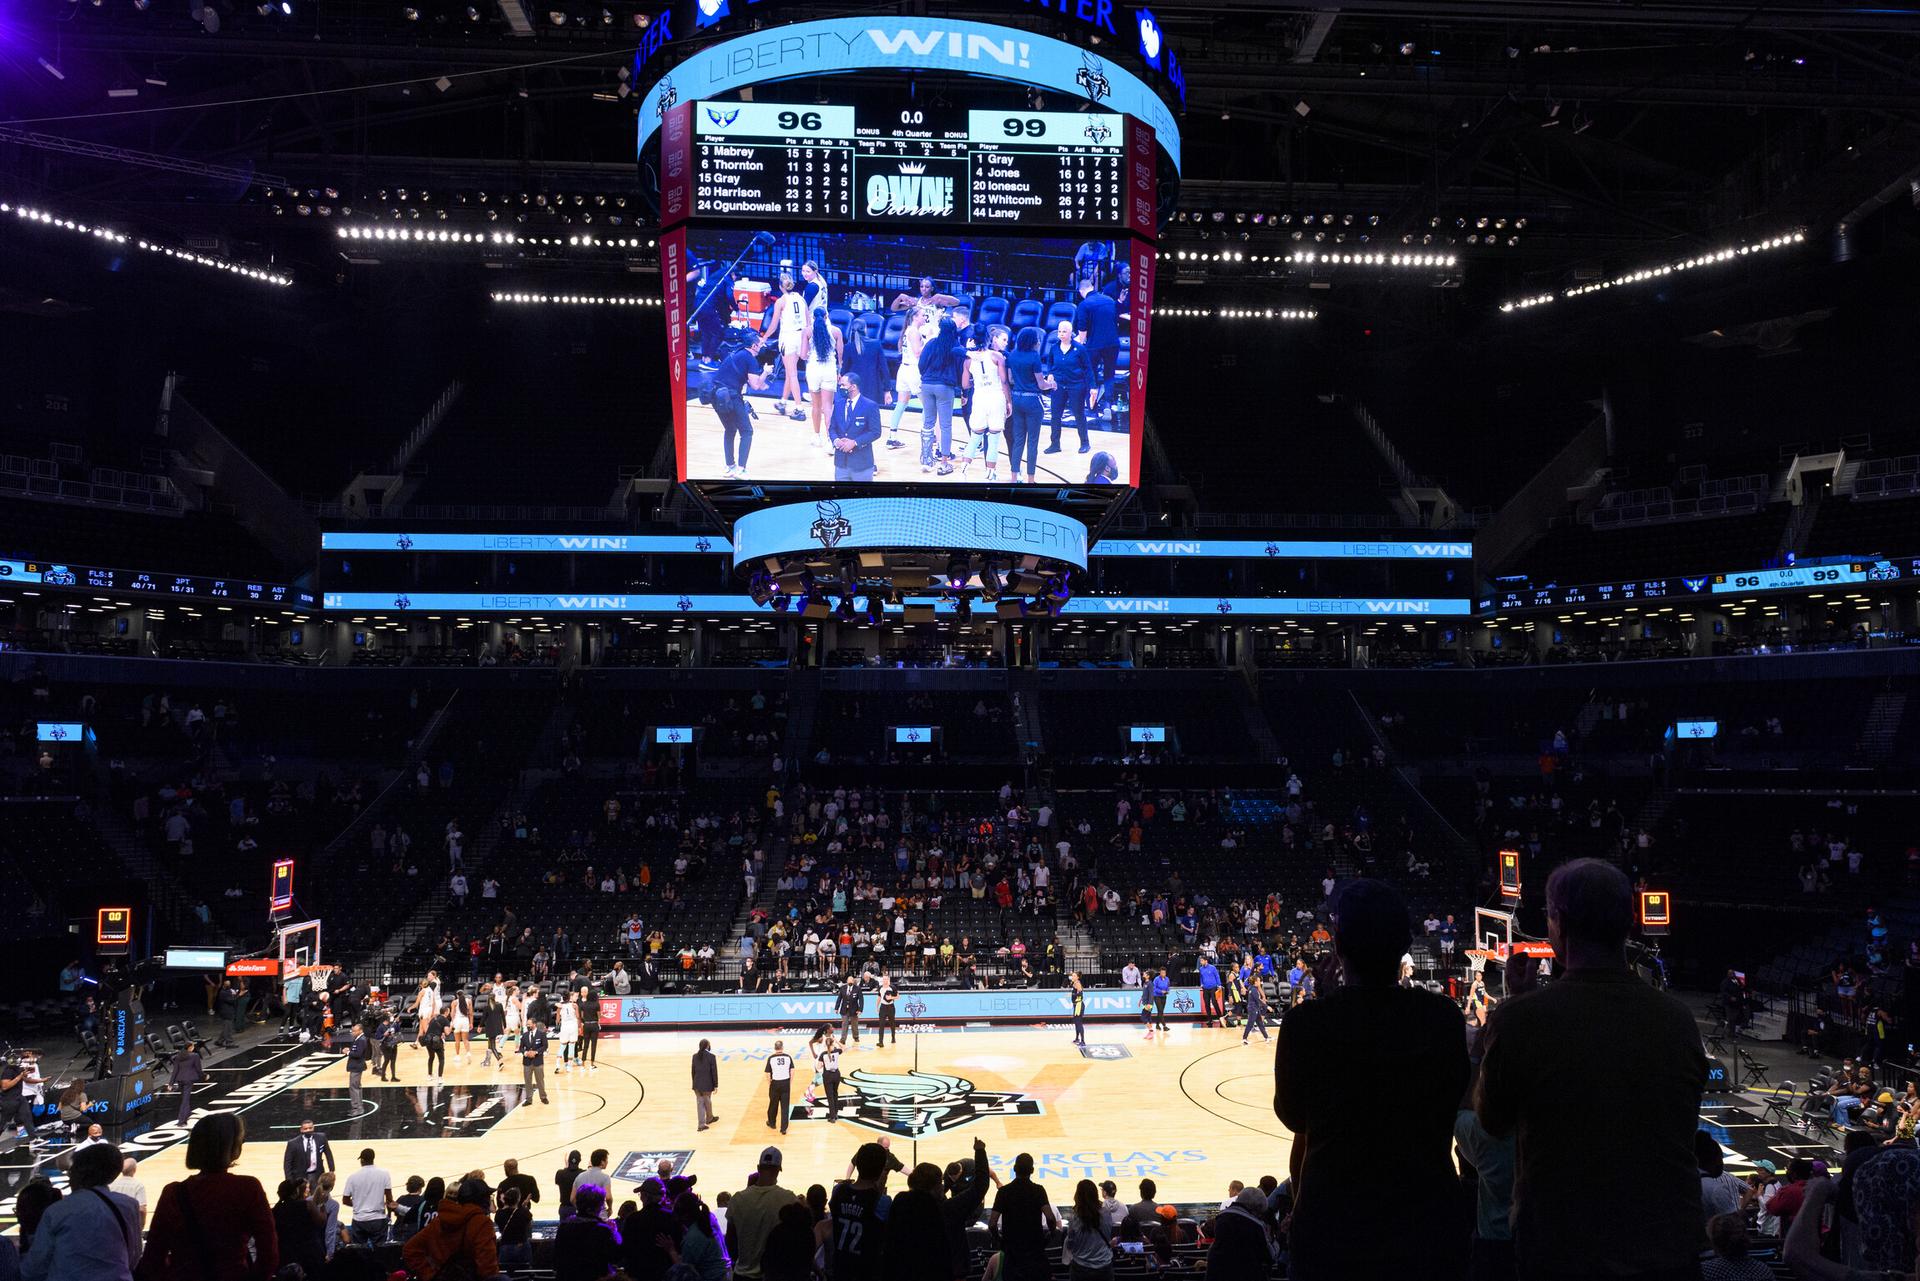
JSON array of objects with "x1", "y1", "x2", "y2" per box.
[
  {"x1": 945, "y1": 556, "x2": 969, "y2": 590},
  {"x1": 403, "y1": 4, "x2": 420, "y2": 17},
  {"x1": 864, "y1": 594, "x2": 884, "y2": 626},
  {"x1": 835, "y1": 594, "x2": 856, "y2": 621},
  {"x1": 749, "y1": 572, "x2": 774, "y2": 607},
  {"x1": 770, "y1": 593, "x2": 791, "y2": 613}
]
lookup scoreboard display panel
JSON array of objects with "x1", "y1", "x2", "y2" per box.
[
  {"x1": 667, "y1": 225, "x2": 1152, "y2": 487},
  {"x1": 689, "y1": 100, "x2": 1127, "y2": 228}
]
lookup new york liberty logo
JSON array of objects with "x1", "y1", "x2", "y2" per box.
[
  {"x1": 393, "y1": 594, "x2": 412, "y2": 610},
  {"x1": 676, "y1": 596, "x2": 693, "y2": 612},
  {"x1": 693, "y1": 537, "x2": 712, "y2": 553},
  {"x1": 1076, "y1": 51, "x2": 1111, "y2": 102},
  {"x1": 1216, "y1": 599, "x2": 1233, "y2": 614},
  {"x1": 791, "y1": 1069, "x2": 1042, "y2": 1138},
  {"x1": 395, "y1": 534, "x2": 414, "y2": 550},
  {"x1": 655, "y1": 77, "x2": 678, "y2": 117},
  {"x1": 810, "y1": 500, "x2": 853, "y2": 549}
]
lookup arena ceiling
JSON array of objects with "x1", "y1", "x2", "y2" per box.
[{"x1": 3, "y1": 0, "x2": 1918, "y2": 332}]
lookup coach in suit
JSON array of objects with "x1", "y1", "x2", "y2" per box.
[
  {"x1": 344, "y1": 1021, "x2": 372, "y2": 1113},
  {"x1": 829, "y1": 373, "x2": 883, "y2": 482},
  {"x1": 522, "y1": 1020, "x2": 550, "y2": 1105},
  {"x1": 167, "y1": 1040, "x2": 205, "y2": 1127},
  {"x1": 692, "y1": 1039, "x2": 719, "y2": 1131},
  {"x1": 284, "y1": 1118, "x2": 335, "y2": 1184}
]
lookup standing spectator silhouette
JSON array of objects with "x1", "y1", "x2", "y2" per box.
[
  {"x1": 1275, "y1": 877, "x2": 1469, "y2": 1280},
  {"x1": 1477, "y1": 858, "x2": 1708, "y2": 1281},
  {"x1": 135, "y1": 1114, "x2": 278, "y2": 1280}
]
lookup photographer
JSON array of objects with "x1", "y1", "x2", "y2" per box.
[{"x1": 711, "y1": 329, "x2": 771, "y2": 480}]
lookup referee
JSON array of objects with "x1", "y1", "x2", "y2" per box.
[
  {"x1": 764, "y1": 1039, "x2": 794, "y2": 1134},
  {"x1": 820, "y1": 1038, "x2": 844, "y2": 1122}
]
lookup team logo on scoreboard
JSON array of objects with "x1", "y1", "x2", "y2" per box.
[
  {"x1": 704, "y1": 106, "x2": 740, "y2": 128},
  {"x1": 1075, "y1": 51, "x2": 1112, "y2": 102},
  {"x1": 676, "y1": 596, "x2": 694, "y2": 612},
  {"x1": 865, "y1": 164, "x2": 954, "y2": 218},
  {"x1": 654, "y1": 77, "x2": 678, "y2": 118},
  {"x1": 392, "y1": 594, "x2": 412, "y2": 610},
  {"x1": 810, "y1": 500, "x2": 853, "y2": 549},
  {"x1": 394, "y1": 534, "x2": 414, "y2": 550},
  {"x1": 792, "y1": 1069, "x2": 1043, "y2": 1138},
  {"x1": 1082, "y1": 120, "x2": 1112, "y2": 145},
  {"x1": 1681, "y1": 577, "x2": 1708, "y2": 594}
]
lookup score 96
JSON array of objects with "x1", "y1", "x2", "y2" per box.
[{"x1": 777, "y1": 110, "x2": 825, "y2": 132}]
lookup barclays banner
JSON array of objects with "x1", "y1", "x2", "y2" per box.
[
  {"x1": 595, "y1": 985, "x2": 1203, "y2": 1027},
  {"x1": 1090, "y1": 538, "x2": 1474, "y2": 560},
  {"x1": 732, "y1": 498, "x2": 1088, "y2": 572},
  {"x1": 321, "y1": 532, "x2": 732, "y2": 554},
  {"x1": 640, "y1": 17, "x2": 1182, "y2": 172}
]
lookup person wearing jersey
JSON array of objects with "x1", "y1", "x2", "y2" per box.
[
  {"x1": 819, "y1": 1038, "x2": 846, "y2": 1122},
  {"x1": 1140, "y1": 982, "x2": 1156, "y2": 1041},
  {"x1": 762, "y1": 274, "x2": 809, "y2": 421},
  {"x1": 1069, "y1": 972, "x2": 1088, "y2": 1047},
  {"x1": 875, "y1": 977, "x2": 899, "y2": 1048},
  {"x1": 764, "y1": 1039, "x2": 795, "y2": 1134},
  {"x1": 1243, "y1": 971, "x2": 1272, "y2": 1043},
  {"x1": 1152, "y1": 968, "x2": 1172, "y2": 1033},
  {"x1": 805, "y1": 1027, "x2": 833, "y2": 1105},
  {"x1": 827, "y1": 1142, "x2": 893, "y2": 1281}
]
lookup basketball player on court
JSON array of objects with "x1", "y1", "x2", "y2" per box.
[
  {"x1": 1069, "y1": 972, "x2": 1088, "y2": 1047},
  {"x1": 765, "y1": 1040, "x2": 795, "y2": 1134},
  {"x1": 875, "y1": 976, "x2": 899, "y2": 1048},
  {"x1": 763, "y1": 273, "x2": 809, "y2": 421}
]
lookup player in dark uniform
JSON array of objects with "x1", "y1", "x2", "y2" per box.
[
  {"x1": 875, "y1": 977, "x2": 899, "y2": 1048},
  {"x1": 820, "y1": 1039, "x2": 845, "y2": 1122},
  {"x1": 827, "y1": 1142, "x2": 895, "y2": 1281},
  {"x1": 1069, "y1": 973, "x2": 1087, "y2": 1047},
  {"x1": 711, "y1": 330, "x2": 772, "y2": 480}
]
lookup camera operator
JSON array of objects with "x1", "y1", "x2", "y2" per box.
[{"x1": 710, "y1": 328, "x2": 772, "y2": 480}]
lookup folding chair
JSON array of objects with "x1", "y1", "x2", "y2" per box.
[
  {"x1": 1739, "y1": 1049, "x2": 1773, "y2": 1089},
  {"x1": 1761, "y1": 1081, "x2": 1798, "y2": 1126}
]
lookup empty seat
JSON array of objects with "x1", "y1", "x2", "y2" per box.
[
  {"x1": 976, "y1": 296, "x2": 1010, "y2": 327},
  {"x1": 1044, "y1": 301, "x2": 1078, "y2": 332},
  {"x1": 1009, "y1": 299, "x2": 1045, "y2": 330}
]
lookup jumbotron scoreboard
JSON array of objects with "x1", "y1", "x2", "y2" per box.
[{"x1": 690, "y1": 101, "x2": 1128, "y2": 227}]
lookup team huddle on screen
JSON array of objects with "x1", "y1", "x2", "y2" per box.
[{"x1": 682, "y1": 232, "x2": 1133, "y2": 486}]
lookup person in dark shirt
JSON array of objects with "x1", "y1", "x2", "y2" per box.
[
  {"x1": 498, "y1": 1157, "x2": 540, "y2": 1209},
  {"x1": 496, "y1": 1186, "x2": 535, "y2": 1274},
  {"x1": 940, "y1": 1138, "x2": 994, "y2": 1280},
  {"x1": 917, "y1": 317, "x2": 965, "y2": 473},
  {"x1": 881, "y1": 1160, "x2": 952, "y2": 1281},
  {"x1": 1072, "y1": 277, "x2": 1119, "y2": 423},
  {"x1": 556, "y1": 1151, "x2": 585, "y2": 1205},
  {"x1": 274, "y1": 1177, "x2": 328, "y2": 1280},
  {"x1": 828, "y1": 1142, "x2": 893, "y2": 1281},
  {"x1": 1003, "y1": 328, "x2": 1046, "y2": 484},
  {"x1": 620, "y1": 1175, "x2": 682, "y2": 1281},
  {"x1": 711, "y1": 329, "x2": 772, "y2": 480},
  {"x1": 988, "y1": 1153, "x2": 1059, "y2": 1281},
  {"x1": 554, "y1": 1186, "x2": 622, "y2": 1281},
  {"x1": 1275, "y1": 878, "x2": 1469, "y2": 1281},
  {"x1": 1040, "y1": 320, "x2": 1092, "y2": 454},
  {"x1": 760, "y1": 1201, "x2": 818, "y2": 1281},
  {"x1": 1477, "y1": 858, "x2": 1708, "y2": 1281}
]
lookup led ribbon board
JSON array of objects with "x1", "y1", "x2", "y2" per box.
[
  {"x1": 639, "y1": 17, "x2": 1182, "y2": 174},
  {"x1": 321, "y1": 532, "x2": 733, "y2": 553},
  {"x1": 730, "y1": 498, "x2": 1090, "y2": 572},
  {"x1": 321, "y1": 591, "x2": 1471, "y2": 616}
]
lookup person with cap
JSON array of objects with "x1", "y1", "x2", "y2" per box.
[
  {"x1": 765, "y1": 1038, "x2": 796, "y2": 1134},
  {"x1": 1276, "y1": 878, "x2": 1469, "y2": 1281},
  {"x1": 620, "y1": 1174, "x2": 681, "y2": 1281},
  {"x1": 693, "y1": 1038, "x2": 720, "y2": 1131},
  {"x1": 399, "y1": 1174, "x2": 498, "y2": 1281},
  {"x1": 727, "y1": 1146, "x2": 800, "y2": 1280},
  {"x1": 553, "y1": 1186, "x2": 621, "y2": 1280},
  {"x1": 989, "y1": 1152, "x2": 1059, "y2": 1281},
  {"x1": 827, "y1": 1142, "x2": 895, "y2": 1280},
  {"x1": 941, "y1": 1137, "x2": 996, "y2": 1279}
]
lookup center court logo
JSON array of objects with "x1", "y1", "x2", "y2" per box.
[
  {"x1": 796, "y1": 1069, "x2": 1043, "y2": 1138},
  {"x1": 810, "y1": 500, "x2": 853, "y2": 549}
]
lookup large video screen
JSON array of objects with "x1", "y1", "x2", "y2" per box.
[{"x1": 663, "y1": 226, "x2": 1152, "y2": 487}]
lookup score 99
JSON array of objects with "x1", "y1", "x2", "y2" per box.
[
  {"x1": 777, "y1": 110, "x2": 824, "y2": 131},
  {"x1": 1002, "y1": 117, "x2": 1047, "y2": 138}
]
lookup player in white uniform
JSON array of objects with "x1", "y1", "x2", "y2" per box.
[
  {"x1": 766, "y1": 275, "x2": 809, "y2": 420},
  {"x1": 963, "y1": 325, "x2": 1011, "y2": 481},
  {"x1": 556, "y1": 995, "x2": 580, "y2": 1073},
  {"x1": 887, "y1": 305, "x2": 937, "y2": 448},
  {"x1": 804, "y1": 311, "x2": 843, "y2": 447}
]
